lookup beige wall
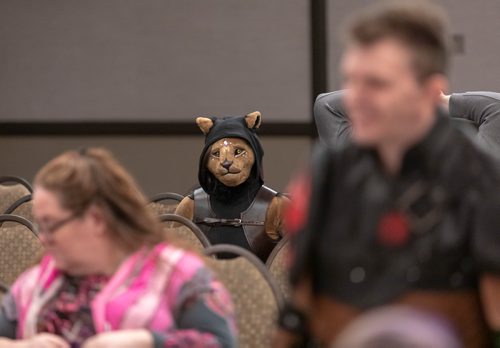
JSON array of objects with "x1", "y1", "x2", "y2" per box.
[
  {"x1": 0, "y1": 136, "x2": 311, "y2": 197},
  {"x1": 0, "y1": 1, "x2": 313, "y2": 197},
  {"x1": 3, "y1": 0, "x2": 499, "y2": 197},
  {"x1": 0, "y1": 0, "x2": 310, "y2": 123},
  {"x1": 327, "y1": 0, "x2": 500, "y2": 92}
]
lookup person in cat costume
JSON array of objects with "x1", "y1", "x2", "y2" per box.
[{"x1": 175, "y1": 112, "x2": 288, "y2": 262}]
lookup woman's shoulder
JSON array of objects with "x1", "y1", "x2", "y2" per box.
[
  {"x1": 155, "y1": 242, "x2": 208, "y2": 280},
  {"x1": 10, "y1": 255, "x2": 58, "y2": 304},
  {"x1": 151, "y1": 243, "x2": 220, "y2": 307}
]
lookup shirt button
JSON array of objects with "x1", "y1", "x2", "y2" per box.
[
  {"x1": 450, "y1": 272, "x2": 464, "y2": 287},
  {"x1": 350, "y1": 267, "x2": 366, "y2": 283},
  {"x1": 461, "y1": 258, "x2": 473, "y2": 272}
]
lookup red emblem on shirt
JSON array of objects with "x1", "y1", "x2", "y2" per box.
[
  {"x1": 284, "y1": 169, "x2": 311, "y2": 235},
  {"x1": 377, "y1": 211, "x2": 410, "y2": 247}
]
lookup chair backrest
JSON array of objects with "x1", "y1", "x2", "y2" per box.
[
  {"x1": 0, "y1": 215, "x2": 42, "y2": 285},
  {"x1": 3, "y1": 194, "x2": 33, "y2": 222},
  {"x1": 148, "y1": 201, "x2": 178, "y2": 215},
  {"x1": 159, "y1": 213, "x2": 211, "y2": 252},
  {"x1": 265, "y1": 237, "x2": 291, "y2": 300},
  {"x1": 204, "y1": 244, "x2": 284, "y2": 348},
  {"x1": 0, "y1": 177, "x2": 32, "y2": 214},
  {"x1": 148, "y1": 192, "x2": 184, "y2": 215},
  {"x1": 150, "y1": 192, "x2": 184, "y2": 203},
  {"x1": 0, "y1": 176, "x2": 33, "y2": 193}
]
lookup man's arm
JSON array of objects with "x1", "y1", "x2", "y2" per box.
[
  {"x1": 480, "y1": 275, "x2": 500, "y2": 331},
  {"x1": 317, "y1": 90, "x2": 500, "y2": 152},
  {"x1": 314, "y1": 91, "x2": 351, "y2": 147},
  {"x1": 448, "y1": 92, "x2": 500, "y2": 153}
]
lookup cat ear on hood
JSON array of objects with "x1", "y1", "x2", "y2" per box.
[
  {"x1": 196, "y1": 117, "x2": 214, "y2": 135},
  {"x1": 245, "y1": 111, "x2": 262, "y2": 130}
]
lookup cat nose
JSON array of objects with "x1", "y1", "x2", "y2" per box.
[{"x1": 222, "y1": 160, "x2": 233, "y2": 170}]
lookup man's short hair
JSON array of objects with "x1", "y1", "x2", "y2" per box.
[{"x1": 344, "y1": 0, "x2": 450, "y2": 81}]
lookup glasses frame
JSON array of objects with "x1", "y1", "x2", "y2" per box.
[{"x1": 34, "y1": 212, "x2": 82, "y2": 236}]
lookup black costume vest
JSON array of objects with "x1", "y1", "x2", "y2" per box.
[{"x1": 193, "y1": 185, "x2": 278, "y2": 261}]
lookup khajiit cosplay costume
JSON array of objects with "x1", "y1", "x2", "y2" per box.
[{"x1": 191, "y1": 115, "x2": 283, "y2": 262}]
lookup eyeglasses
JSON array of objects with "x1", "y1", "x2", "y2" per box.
[{"x1": 34, "y1": 213, "x2": 81, "y2": 236}]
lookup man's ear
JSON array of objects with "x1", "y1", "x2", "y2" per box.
[
  {"x1": 245, "y1": 111, "x2": 262, "y2": 130},
  {"x1": 196, "y1": 117, "x2": 214, "y2": 135},
  {"x1": 425, "y1": 74, "x2": 449, "y2": 105}
]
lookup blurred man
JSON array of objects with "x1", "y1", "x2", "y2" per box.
[{"x1": 276, "y1": 2, "x2": 500, "y2": 347}]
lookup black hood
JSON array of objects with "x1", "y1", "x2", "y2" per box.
[{"x1": 198, "y1": 115, "x2": 264, "y2": 196}]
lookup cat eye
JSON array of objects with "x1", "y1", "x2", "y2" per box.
[
  {"x1": 211, "y1": 150, "x2": 220, "y2": 158},
  {"x1": 234, "y1": 148, "x2": 245, "y2": 156}
]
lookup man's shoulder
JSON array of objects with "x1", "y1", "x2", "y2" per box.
[
  {"x1": 315, "y1": 90, "x2": 345, "y2": 104},
  {"x1": 314, "y1": 90, "x2": 346, "y2": 114},
  {"x1": 442, "y1": 121, "x2": 500, "y2": 189},
  {"x1": 446, "y1": 116, "x2": 496, "y2": 161},
  {"x1": 310, "y1": 141, "x2": 370, "y2": 178}
]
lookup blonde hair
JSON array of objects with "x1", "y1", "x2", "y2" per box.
[{"x1": 34, "y1": 147, "x2": 164, "y2": 250}]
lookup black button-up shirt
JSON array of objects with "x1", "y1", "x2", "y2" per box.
[{"x1": 290, "y1": 113, "x2": 500, "y2": 309}]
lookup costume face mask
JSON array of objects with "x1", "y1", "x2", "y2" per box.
[
  {"x1": 206, "y1": 137, "x2": 255, "y2": 187},
  {"x1": 196, "y1": 111, "x2": 263, "y2": 191}
]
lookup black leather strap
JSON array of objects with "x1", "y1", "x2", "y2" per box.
[
  {"x1": 193, "y1": 187, "x2": 215, "y2": 234},
  {"x1": 193, "y1": 185, "x2": 279, "y2": 261},
  {"x1": 196, "y1": 217, "x2": 264, "y2": 227},
  {"x1": 241, "y1": 185, "x2": 278, "y2": 260}
]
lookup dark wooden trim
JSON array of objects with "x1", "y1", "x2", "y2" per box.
[
  {"x1": 310, "y1": 0, "x2": 328, "y2": 98},
  {"x1": 310, "y1": 0, "x2": 328, "y2": 138},
  {"x1": 0, "y1": 121, "x2": 314, "y2": 136}
]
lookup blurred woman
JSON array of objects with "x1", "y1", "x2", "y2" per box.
[{"x1": 0, "y1": 148, "x2": 236, "y2": 348}]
